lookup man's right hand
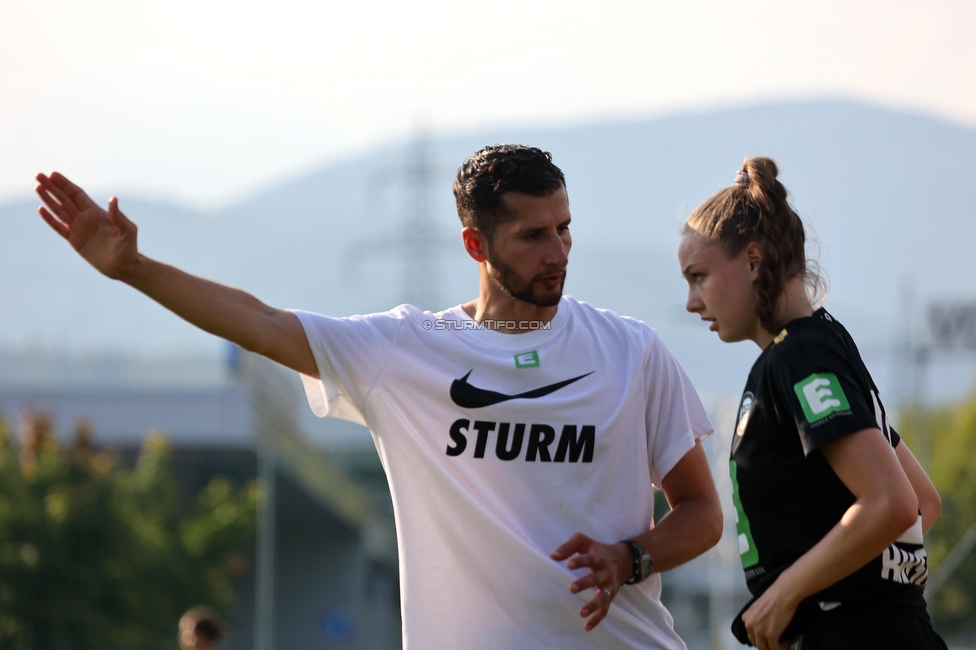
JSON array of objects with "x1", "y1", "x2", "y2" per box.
[
  {"x1": 36, "y1": 172, "x2": 139, "y2": 280},
  {"x1": 34, "y1": 171, "x2": 319, "y2": 379}
]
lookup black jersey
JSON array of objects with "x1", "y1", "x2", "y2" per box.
[{"x1": 730, "y1": 308, "x2": 927, "y2": 618}]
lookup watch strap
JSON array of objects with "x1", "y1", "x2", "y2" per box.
[{"x1": 621, "y1": 539, "x2": 652, "y2": 585}]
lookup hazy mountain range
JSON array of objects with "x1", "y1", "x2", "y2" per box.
[{"x1": 3, "y1": 100, "x2": 976, "y2": 408}]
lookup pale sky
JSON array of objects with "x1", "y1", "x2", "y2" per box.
[{"x1": 2, "y1": 0, "x2": 974, "y2": 207}]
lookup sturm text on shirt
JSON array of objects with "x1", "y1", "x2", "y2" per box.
[{"x1": 446, "y1": 419, "x2": 595, "y2": 463}]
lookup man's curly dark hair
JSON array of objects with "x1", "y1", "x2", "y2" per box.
[{"x1": 453, "y1": 144, "x2": 566, "y2": 240}]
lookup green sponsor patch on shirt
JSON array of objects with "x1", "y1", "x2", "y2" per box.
[
  {"x1": 793, "y1": 372, "x2": 850, "y2": 423},
  {"x1": 514, "y1": 350, "x2": 540, "y2": 369},
  {"x1": 730, "y1": 460, "x2": 759, "y2": 568}
]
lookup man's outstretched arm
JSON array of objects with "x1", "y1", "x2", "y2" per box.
[{"x1": 36, "y1": 172, "x2": 318, "y2": 378}]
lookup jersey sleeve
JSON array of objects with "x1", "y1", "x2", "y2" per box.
[
  {"x1": 889, "y1": 426, "x2": 902, "y2": 448},
  {"x1": 769, "y1": 338, "x2": 879, "y2": 456},
  {"x1": 643, "y1": 330, "x2": 713, "y2": 488},
  {"x1": 290, "y1": 309, "x2": 404, "y2": 425}
]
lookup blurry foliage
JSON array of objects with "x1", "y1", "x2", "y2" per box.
[
  {"x1": 898, "y1": 391, "x2": 976, "y2": 637},
  {"x1": 0, "y1": 410, "x2": 258, "y2": 650}
]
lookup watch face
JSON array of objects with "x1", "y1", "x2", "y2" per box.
[{"x1": 639, "y1": 552, "x2": 653, "y2": 579}]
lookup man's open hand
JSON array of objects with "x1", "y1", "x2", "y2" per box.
[
  {"x1": 550, "y1": 533, "x2": 631, "y2": 632},
  {"x1": 36, "y1": 172, "x2": 139, "y2": 280}
]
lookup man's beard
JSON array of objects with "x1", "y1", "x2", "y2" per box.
[{"x1": 486, "y1": 248, "x2": 565, "y2": 307}]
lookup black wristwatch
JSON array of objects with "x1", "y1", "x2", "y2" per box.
[{"x1": 621, "y1": 539, "x2": 653, "y2": 585}]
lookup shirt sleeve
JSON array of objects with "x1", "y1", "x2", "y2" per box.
[
  {"x1": 888, "y1": 427, "x2": 902, "y2": 448},
  {"x1": 769, "y1": 338, "x2": 879, "y2": 456},
  {"x1": 290, "y1": 308, "x2": 404, "y2": 425},
  {"x1": 643, "y1": 329, "x2": 713, "y2": 488}
]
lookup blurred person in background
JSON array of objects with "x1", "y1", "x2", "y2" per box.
[
  {"x1": 678, "y1": 157, "x2": 945, "y2": 650},
  {"x1": 35, "y1": 145, "x2": 722, "y2": 649},
  {"x1": 178, "y1": 606, "x2": 224, "y2": 650}
]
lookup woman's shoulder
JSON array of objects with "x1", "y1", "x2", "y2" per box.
[
  {"x1": 776, "y1": 309, "x2": 851, "y2": 350},
  {"x1": 762, "y1": 310, "x2": 864, "y2": 380}
]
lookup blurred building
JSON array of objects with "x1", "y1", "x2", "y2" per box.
[{"x1": 0, "y1": 347, "x2": 400, "y2": 650}]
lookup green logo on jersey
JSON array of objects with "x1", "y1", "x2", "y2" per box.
[
  {"x1": 514, "y1": 350, "x2": 540, "y2": 369},
  {"x1": 730, "y1": 460, "x2": 759, "y2": 568},
  {"x1": 793, "y1": 373, "x2": 850, "y2": 423}
]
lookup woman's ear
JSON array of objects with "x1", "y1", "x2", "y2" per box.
[
  {"x1": 462, "y1": 227, "x2": 488, "y2": 263},
  {"x1": 745, "y1": 241, "x2": 763, "y2": 281}
]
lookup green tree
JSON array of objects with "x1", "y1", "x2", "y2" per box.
[
  {"x1": 899, "y1": 391, "x2": 976, "y2": 637},
  {"x1": 0, "y1": 411, "x2": 258, "y2": 650}
]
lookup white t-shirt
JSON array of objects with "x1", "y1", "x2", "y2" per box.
[{"x1": 294, "y1": 296, "x2": 712, "y2": 649}]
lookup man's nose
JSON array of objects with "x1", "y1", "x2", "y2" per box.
[{"x1": 545, "y1": 232, "x2": 570, "y2": 267}]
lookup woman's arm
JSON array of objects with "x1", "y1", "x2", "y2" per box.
[
  {"x1": 895, "y1": 442, "x2": 942, "y2": 533},
  {"x1": 741, "y1": 427, "x2": 919, "y2": 650}
]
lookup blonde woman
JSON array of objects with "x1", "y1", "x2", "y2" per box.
[{"x1": 678, "y1": 158, "x2": 945, "y2": 650}]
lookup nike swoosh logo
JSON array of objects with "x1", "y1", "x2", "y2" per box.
[{"x1": 450, "y1": 370, "x2": 594, "y2": 409}]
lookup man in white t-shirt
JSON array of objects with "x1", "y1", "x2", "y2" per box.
[{"x1": 36, "y1": 144, "x2": 722, "y2": 649}]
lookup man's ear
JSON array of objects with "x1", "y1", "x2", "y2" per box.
[
  {"x1": 462, "y1": 227, "x2": 488, "y2": 263},
  {"x1": 745, "y1": 241, "x2": 763, "y2": 281}
]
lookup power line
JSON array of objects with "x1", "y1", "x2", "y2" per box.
[{"x1": 344, "y1": 129, "x2": 454, "y2": 311}]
